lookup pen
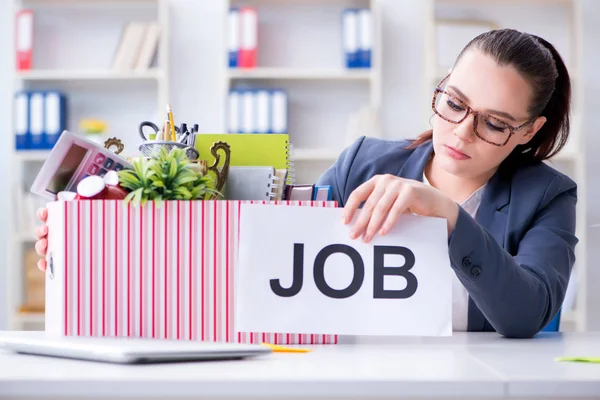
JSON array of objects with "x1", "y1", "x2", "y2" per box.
[
  {"x1": 192, "y1": 124, "x2": 199, "y2": 147},
  {"x1": 167, "y1": 104, "x2": 176, "y2": 142},
  {"x1": 180, "y1": 123, "x2": 187, "y2": 142}
]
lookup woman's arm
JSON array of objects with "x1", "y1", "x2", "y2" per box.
[
  {"x1": 315, "y1": 136, "x2": 366, "y2": 205},
  {"x1": 449, "y1": 177, "x2": 577, "y2": 338}
]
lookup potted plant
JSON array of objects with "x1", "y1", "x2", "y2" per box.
[{"x1": 117, "y1": 147, "x2": 221, "y2": 206}]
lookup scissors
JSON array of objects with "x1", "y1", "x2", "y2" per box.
[{"x1": 139, "y1": 121, "x2": 179, "y2": 141}]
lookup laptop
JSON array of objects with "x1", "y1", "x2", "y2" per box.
[{"x1": 0, "y1": 332, "x2": 272, "y2": 364}]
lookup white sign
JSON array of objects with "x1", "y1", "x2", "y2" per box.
[{"x1": 235, "y1": 204, "x2": 453, "y2": 337}]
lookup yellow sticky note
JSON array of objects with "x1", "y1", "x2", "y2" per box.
[{"x1": 556, "y1": 356, "x2": 600, "y2": 363}]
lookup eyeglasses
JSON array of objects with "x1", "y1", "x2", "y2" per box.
[{"x1": 431, "y1": 75, "x2": 536, "y2": 147}]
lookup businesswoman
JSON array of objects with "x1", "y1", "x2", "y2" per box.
[
  {"x1": 34, "y1": 29, "x2": 576, "y2": 338},
  {"x1": 315, "y1": 28, "x2": 577, "y2": 338}
]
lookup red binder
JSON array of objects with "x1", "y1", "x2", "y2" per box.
[
  {"x1": 239, "y1": 6, "x2": 257, "y2": 68},
  {"x1": 15, "y1": 9, "x2": 34, "y2": 71}
]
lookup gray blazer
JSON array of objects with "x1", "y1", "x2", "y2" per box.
[{"x1": 316, "y1": 136, "x2": 578, "y2": 338}]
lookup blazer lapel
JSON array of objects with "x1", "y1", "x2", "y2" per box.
[
  {"x1": 468, "y1": 168, "x2": 511, "y2": 331},
  {"x1": 397, "y1": 141, "x2": 434, "y2": 181}
]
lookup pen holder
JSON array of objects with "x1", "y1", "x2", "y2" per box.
[{"x1": 138, "y1": 140, "x2": 200, "y2": 161}]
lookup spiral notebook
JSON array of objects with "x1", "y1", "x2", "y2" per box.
[
  {"x1": 225, "y1": 166, "x2": 287, "y2": 201},
  {"x1": 194, "y1": 134, "x2": 295, "y2": 185}
]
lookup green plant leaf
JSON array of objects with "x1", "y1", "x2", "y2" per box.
[{"x1": 168, "y1": 158, "x2": 178, "y2": 179}]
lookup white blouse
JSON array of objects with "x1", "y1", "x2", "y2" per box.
[{"x1": 422, "y1": 173, "x2": 486, "y2": 331}]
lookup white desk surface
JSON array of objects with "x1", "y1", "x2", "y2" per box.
[{"x1": 0, "y1": 331, "x2": 599, "y2": 399}]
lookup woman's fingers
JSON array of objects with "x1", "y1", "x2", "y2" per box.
[
  {"x1": 35, "y1": 238, "x2": 47, "y2": 257},
  {"x1": 348, "y1": 181, "x2": 387, "y2": 239},
  {"x1": 343, "y1": 178, "x2": 376, "y2": 225},
  {"x1": 379, "y1": 186, "x2": 413, "y2": 235},
  {"x1": 37, "y1": 258, "x2": 47, "y2": 272},
  {"x1": 37, "y1": 207, "x2": 48, "y2": 223},
  {"x1": 362, "y1": 182, "x2": 401, "y2": 243},
  {"x1": 35, "y1": 224, "x2": 48, "y2": 240}
]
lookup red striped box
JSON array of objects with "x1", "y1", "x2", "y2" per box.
[{"x1": 45, "y1": 200, "x2": 338, "y2": 345}]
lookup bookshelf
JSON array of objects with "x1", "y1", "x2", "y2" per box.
[
  {"x1": 423, "y1": 0, "x2": 587, "y2": 332},
  {"x1": 16, "y1": 69, "x2": 166, "y2": 81},
  {"x1": 6, "y1": 0, "x2": 170, "y2": 331},
  {"x1": 225, "y1": 0, "x2": 382, "y2": 185}
]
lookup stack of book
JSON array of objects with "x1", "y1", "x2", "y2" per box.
[{"x1": 111, "y1": 21, "x2": 161, "y2": 71}]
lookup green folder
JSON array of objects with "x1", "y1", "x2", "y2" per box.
[{"x1": 194, "y1": 133, "x2": 294, "y2": 188}]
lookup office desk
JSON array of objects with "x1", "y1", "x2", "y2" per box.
[{"x1": 0, "y1": 332, "x2": 599, "y2": 399}]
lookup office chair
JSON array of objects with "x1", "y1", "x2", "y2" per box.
[{"x1": 542, "y1": 309, "x2": 561, "y2": 332}]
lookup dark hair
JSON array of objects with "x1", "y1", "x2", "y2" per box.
[{"x1": 409, "y1": 29, "x2": 571, "y2": 164}]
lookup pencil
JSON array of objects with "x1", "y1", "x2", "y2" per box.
[{"x1": 167, "y1": 104, "x2": 176, "y2": 142}]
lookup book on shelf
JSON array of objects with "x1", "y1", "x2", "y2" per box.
[{"x1": 111, "y1": 21, "x2": 161, "y2": 71}]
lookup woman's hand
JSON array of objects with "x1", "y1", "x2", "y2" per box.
[
  {"x1": 342, "y1": 174, "x2": 459, "y2": 243},
  {"x1": 34, "y1": 208, "x2": 49, "y2": 271}
]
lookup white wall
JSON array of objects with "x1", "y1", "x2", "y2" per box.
[
  {"x1": 581, "y1": 0, "x2": 600, "y2": 331},
  {"x1": 0, "y1": 1, "x2": 13, "y2": 330},
  {"x1": 0, "y1": 0, "x2": 598, "y2": 330}
]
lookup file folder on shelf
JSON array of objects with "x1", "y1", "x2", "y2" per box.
[
  {"x1": 228, "y1": 8, "x2": 240, "y2": 68},
  {"x1": 14, "y1": 91, "x2": 30, "y2": 150},
  {"x1": 239, "y1": 6, "x2": 257, "y2": 68},
  {"x1": 358, "y1": 9, "x2": 372, "y2": 68},
  {"x1": 29, "y1": 92, "x2": 45, "y2": 150},
  {"x1": 44, "y1": 91, "x2": 67, "y2": 149},
  {"x1": 227, "y1": 89, "x2": 287, "y2": 134},
  {"x1": 15, "y1": 9, "x2": 33, "y2": 71}
]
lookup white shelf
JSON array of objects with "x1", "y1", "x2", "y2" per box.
[
  {"x1": 228, "y1": 68, "x2": 374, "y2": 81},
  {"x1": 8, "y1": 0, "x2": 171, "y2": 332},
  {"x1": 13, "y1": 312, "x2": 45, "y2": 325},
  {"x1": 435, "y1": 0, "x2": 575, "y2": 4},
  {"x1": 293, "y1": 148, "x2": 340, "y2": 161},
  {"x1": 21, "y1": 0, "x2": 160, "y2": 5},
  {"x1": 13, "y1": 151, "x2": 51, "y2": 161},
  {"x1": 15, "y1": 69, "x2": 165, "y2": 81}
]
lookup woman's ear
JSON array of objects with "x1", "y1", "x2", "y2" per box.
[{"x1": 517, "y1": 116, "x2": 546, "y2": 145}]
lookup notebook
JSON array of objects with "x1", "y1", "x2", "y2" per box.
[
  {"x1": 194, "y1": 134, "x2": 295, "y2": 185},
  {"x1": 225, "y1": 166, "x2": 278, "y2": 201}
]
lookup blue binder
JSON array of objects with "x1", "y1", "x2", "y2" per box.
[
  {"x1": 228, "y1": 8, "x2": 240, "y2": 68},
  {"x1": 44, "y1": 91, "x2": 67, "y2": 149},
  {"x1": 28, "y1": 91, "x2": 45, "y2": 150},
  {"x1": 342, "y1": 8, "x2": 359, "y2": 68},
  {"x1": 357, "y1": 8, "x2": 372, "y2": 68},
  {"x1": 14, "y1": 91, "x2": 30, "y2": 150}
]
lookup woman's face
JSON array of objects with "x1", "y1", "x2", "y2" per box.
[{"x1": 431, "y1": 49, "x2": 546, "y2": 180}]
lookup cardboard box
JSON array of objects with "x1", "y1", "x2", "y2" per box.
[{"x1": 45, "y1": 200, "x2": 338, "y2": 344}]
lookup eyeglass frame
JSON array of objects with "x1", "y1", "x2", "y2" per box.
[{"x1": 431, "y1": 74, "x2": 537, "y2": 147}]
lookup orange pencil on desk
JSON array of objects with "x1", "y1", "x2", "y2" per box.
[
  {"x1": 166, "y1": 104, "x2": 176, "y2": 142},
  {"x1": 262, "y1": 343, "x2": 312, "y2": 353}
]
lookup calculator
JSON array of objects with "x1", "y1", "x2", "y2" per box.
[{"x1": 30, "y1": 130, "x2": 133, "y2": 201}]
